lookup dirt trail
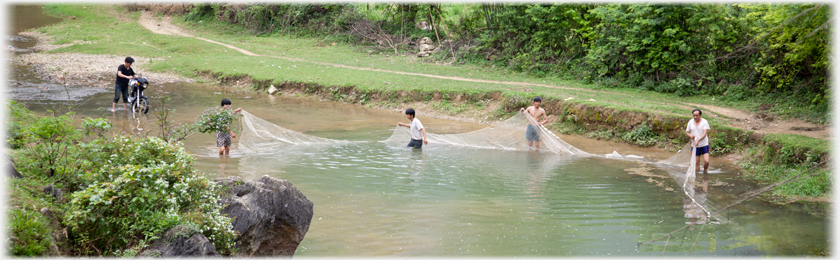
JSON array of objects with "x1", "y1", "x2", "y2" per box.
[{"x1": 138, "y1": 13, "x2": 832, "y2": 140}]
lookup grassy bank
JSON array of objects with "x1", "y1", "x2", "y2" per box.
[{"x1": 30, "y1": 4, "x2": 830, "y2": 203}]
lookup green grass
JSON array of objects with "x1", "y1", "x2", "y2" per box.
[
  {"x1": 8, "y1": 177, "x2": 63, "y2": 256},
  {"x1": 36, "y1": 4, "x2": 828, "y2": 152},
  {"x1": 38, "y1": 4, "x2": 829, "y2": 125},
  {"x1": 35, "y1": 4, "x2": 733, "y2": 126}
]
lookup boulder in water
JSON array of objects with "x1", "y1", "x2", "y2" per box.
[{"x1": 215, "y1": 175, "x2": 313, "y2": 257}]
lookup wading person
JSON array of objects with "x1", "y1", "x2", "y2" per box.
[
  {"x1": 520, "y1": 96, "x2": 548, "y2": 151},
  {"x1": 686, "y1": 108, "x2": 710, "y2": 173},
  {"x1": 217, "y1": 98, "x2": 242, "y2": 155},
  {"x1": 397, "y1": 108, "x2": 428, "y2": 149},
  {"x1": 113, "y1": 57, "x2": 137, "y2": 112}
]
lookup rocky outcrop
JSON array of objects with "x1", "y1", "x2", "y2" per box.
[
  {"x1": 138, "y1": 225, "x2": 220, "y2": 257},
  {"x1": 8, "y1": 156, "x2": 22, "y2": 178},
  {"x1": 215, "y1": 176, "x2": 314, "y2": 257},
  {"x1": 416, "y1": 37, "x2": 438, "y2": 57}
]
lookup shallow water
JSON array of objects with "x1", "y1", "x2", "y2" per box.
[{"x1": 5, "y1": 5, "x2": 829, "y2": 257}]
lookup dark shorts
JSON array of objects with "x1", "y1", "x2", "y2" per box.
[
  {"x1": 407, "y1": 139, "x2": 423, "y2": 149},
  {"x1": 695, "y1": 145, "x2": 709, "y2": 156},
  {"x1": 217, "y1": 131, "x2": 232, "y2": 147},
  {"x1": 526, "y1": 124, "x2": 540, "y2": 142},
  {"x1": 114, "y1": 84, "x2": 128, "y2": 103}
]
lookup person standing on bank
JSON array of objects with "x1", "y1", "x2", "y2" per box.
[
  {"x1": 686, "y1": 108, "x2": 711, "y2": 173},
  {"x1": 397, "y1": 108, "x2": 428, "y2": 149},
  {"x1": 113, "y1": 57, "x2": 137, "y2": 112},
  {"x1": 520, "y1": 96, "x2": 548, "y2": 151}
]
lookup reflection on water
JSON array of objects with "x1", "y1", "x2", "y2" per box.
[{"x1": 6, "y1": 4, "x2": 828, "y2": 256}]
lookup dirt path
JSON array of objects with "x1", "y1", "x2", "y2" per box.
[{"x1": 138, "y1": 12, "x2": 832, "y2": 140}]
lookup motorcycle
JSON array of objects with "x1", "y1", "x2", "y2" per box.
[{"x1": 127, "y1": 77, "x2": 149, "y2": 114}]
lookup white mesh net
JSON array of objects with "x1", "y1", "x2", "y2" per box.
[
  {"x1": 238, "y1": 110, "x2": 349, "y2": 153},
  {"x1": 381, "y1": 112, "x2": 588, "y2": 155},
  {"x1": 657, "y1": 142, "x2": 694, "y2": 167},
  {"x1": 658, "y1": 141, "x2": 712, "y2": 223}
]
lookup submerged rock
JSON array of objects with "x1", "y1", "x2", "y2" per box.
[
  {"x1": 215, "y1": 175, "x2": 314, "y2": 257},
  {"x1": 138, "y1": 225, "x2": 221, "y2": 257}
]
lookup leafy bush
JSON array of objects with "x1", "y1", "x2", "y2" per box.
[
  {"x1": 82, "y1": 117, "x2": 112, "y2": 139},
  {"x1": 502, "y1": 93, "x2": 533, "y2": 112},
  {"x1": 195, "y1": 106, "x2": 239, "y2": 134},
  {"x1": 12, "y1": 112, "x2": 83, "y2": 180},
  {"x1": 64, "y1": 136, "x2": 237, "y2": 255},
  {"x1": 622, "y1": 122, "x2": 658, "y2": 147},
  {"x1": 7, "y1": 101, "x2": 38, "y2": 149},
  {"x1": 10, "y1": 105, "x2": 239, "y2": 256}
]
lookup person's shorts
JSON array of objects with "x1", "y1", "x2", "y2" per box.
[
  {"x1": 407, "y1": 139, "x2": 423, "y2": 149},
  {"x1": 526, "y1": 124, "x2": 540, "y2": 142},
  {"x1": 217, "y1": 131, "x2": 232, "y2": 147},
  {"x1": 695, "y1": 145, "x2": 709, "y2": 156}
]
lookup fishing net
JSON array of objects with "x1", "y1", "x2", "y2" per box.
[
  {"x1": 382, "y1": 112, "x2": 588, "y2": 155},
  {"x1": 657, "y1": 142, "x2": 693, "y2": 167},
  {"x1": 238, "y1": 110, "x2": 348, "y2": 153},
  {"x1": 658, "y1": 141, "x2": 712, "y2": 223}
]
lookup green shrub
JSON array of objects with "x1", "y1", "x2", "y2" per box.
[
  {"x1": 622, "y1": 122, "x2": 658, "y2": 147},
  {"x1": 195, "y1": 106, "x2": 239, "y2": 134},
  {"x1": 7, "y1": 101, "x2": 38, "y2": 149},
  {"x1": 64, "y1": 136, "x2": 237, "y2": 255}
]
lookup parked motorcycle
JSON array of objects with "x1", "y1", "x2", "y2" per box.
[{"x1": 127, "y1": 77, "x2": 149, "y2": 114}]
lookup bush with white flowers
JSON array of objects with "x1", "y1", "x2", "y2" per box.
[{"x1": 64, "y1": 136, "x2": 237, "y2": 255}]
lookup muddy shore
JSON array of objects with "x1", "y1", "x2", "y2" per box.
[{"x1": 12, "y1": 32, "x2": 505, "y2": 125}]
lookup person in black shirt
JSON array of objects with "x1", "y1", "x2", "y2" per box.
[{"x1": 113, "y1": 57, "x2": 137, "y2": 111}]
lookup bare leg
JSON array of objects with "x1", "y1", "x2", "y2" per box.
[
  {"x1": 112, "y1": 102, "x2": 117, "y2": 112},
  {"x1": 224, "y1": 147, "x2": 231, "y2": 155},
  {"x1": 219, "y1": 147, "x2": 224, "y2": 155},
  {"x1": 695, "y1": 156, "x2": 702, "y2": 172},
  {"x1": 702, "y1": 153, "x2": 710, "y2": 173},
  {"x1": 535, "y1": 141, "x2": 540, "y2": 151}
]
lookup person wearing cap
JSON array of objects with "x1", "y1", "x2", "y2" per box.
[
  {"x1": 397, "y1": 108, "x2": 428, "y2": 149},
  {"x1": 686, "y1": 108, "x2": 711, "y2": 173},
  {"x1": 520, "y1": 96, "x2": 548, "y2": 151},
  {"x1": 113, "y1": 56, "x2": 137, "y2": 112}
]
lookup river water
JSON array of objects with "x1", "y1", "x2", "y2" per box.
[{"x1": 5, "y1": 5, "x2": 829, "y2": 257}]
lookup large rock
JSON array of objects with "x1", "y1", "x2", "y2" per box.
[
  {"x1": 138, "y1": 225, "x2": 220, "y2": 257},
  {"x1": 215, "y1": 176, "x2": 314, "y2": 257}
]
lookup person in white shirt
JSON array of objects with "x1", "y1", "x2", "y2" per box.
[
  {"x1": 397, "y1": 108, "x2": 428, "y2": 149},
  {"x1": 685, "y1": 108, "x2": 711, "y2": 172}
]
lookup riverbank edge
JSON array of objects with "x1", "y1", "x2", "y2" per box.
[
  {"x1": 12, "y1": 25, "x2": 829, "y2": 211},
  {"x1": 202, "y1": 71, "x2": 830, "y2": 207}
]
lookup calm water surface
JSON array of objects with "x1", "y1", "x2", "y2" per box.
[{"x1": 6, "y1": 5, "x2": 829, "y2": 257}]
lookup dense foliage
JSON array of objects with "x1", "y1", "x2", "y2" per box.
[
  {"x1": 182, "y1": 3, "x2": 830, "y2": 123},
  {"x1": 195, "y1": 106, "x2": 240, "y2": 134},
  {"x1": 7, "y1": 102, "x2": 237, "y2": 256}
]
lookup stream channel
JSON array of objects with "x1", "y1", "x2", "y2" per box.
[{"x1": 4, "y1": 5, "x2": 829, "y2": 257}]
